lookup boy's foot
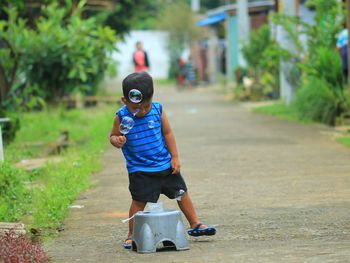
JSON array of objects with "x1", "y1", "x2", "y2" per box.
[
  {"x1": 188, "y1": 223, "x2": 216, "y2": 237},
  {"x1": 123, "y1": 237, "x2": 133, "y2": 249}
]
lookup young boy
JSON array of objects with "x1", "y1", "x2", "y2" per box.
[{"x1": 110, "y1": 71, "x2": 216, "y2": 249}]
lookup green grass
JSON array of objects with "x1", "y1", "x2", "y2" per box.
[
  {"x1": 6, "y1": 104, "x2": 116, "y2": 162},
  {"x1": 1, "y1": 104, "x2": 117, "y2": 233},
  {"x1": 252, "y1": 101, "x2": 312, "y2": 124},
  {"x1": 252, "y1": 101, "x2": 350, "y2": 149},
  {"x1": 337, "y1": 137, "x2": 350, "y2": 148},
  {"x1": 0, "y1": 162, "x2": 29, "y2": 222}
]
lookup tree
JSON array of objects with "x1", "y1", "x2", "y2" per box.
[{"x1": 156, "y1": 1, "x2": 201, "y2": 78}]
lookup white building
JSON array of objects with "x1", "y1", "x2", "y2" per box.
[{"x1": 112, "y1": 30, "x2": 171, "y2": 80}]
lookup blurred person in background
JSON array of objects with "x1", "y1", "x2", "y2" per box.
[
  {"x1": 336, "y1": 25, "x2": 348, "y2": 80},
  {"x1": 133, "y1": 41, "x2": 150, "y2": 72},
  {"x1": 185, "y1": 56, "x2": 196, "y2": 88},
  {"x1": 176, "y1": 57, "x2": 186, "y2": 89}
]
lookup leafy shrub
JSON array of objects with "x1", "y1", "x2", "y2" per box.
[
  {"x1": 0, "y1": 162, "x2": 30, "y2": 222},
  {"x1": 24, "y1": 3, "x2": 117, "y2": 99},
  {"x1": 0, "y1": 229, "x2": 49, "y2": 263},
  {"x1": 0, "y1": 2, "x2": 117, "y2": 109},
  {"x1": 271, "y1": 0, "x2": 349, "y2": 124},
  {"x1": 302, "y1": 47, "x2": 344, "y2": 88},
  {"x1": 242, "y1": 25, "x2": 272, "y2": 69},
  {"x1": 241, "y1": 25, "x2": 282, "y2": 98},
  {"x1": 294, "y1": 77, "x2": 348, "y2": 125},
  {"x1": 0, "y1": 112, "x2": 20, "y2": 144}
]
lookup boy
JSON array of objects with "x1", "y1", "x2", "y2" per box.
[{"x1": 110, "y1": 71, "x2": 216, "y2": 249}]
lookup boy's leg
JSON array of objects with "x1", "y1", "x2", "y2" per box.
[
  {"x1": 177, "y1": 191, "x2": 208, "y2": 229},
  {"x1": 128, "y1": 199, "x2": 147, "y2": 237}
]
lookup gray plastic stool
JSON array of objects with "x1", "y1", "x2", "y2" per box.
[{"x1": 132, "y1": 209, "x2": 189, "y2": 253}]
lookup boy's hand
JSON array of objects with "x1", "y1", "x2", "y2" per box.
[
  {"x1": 171, "y1": 157, "x2": 181, "y2": 174},
  {"x1": 110, "y1": 135, "x2": 126, "y2": 148}
]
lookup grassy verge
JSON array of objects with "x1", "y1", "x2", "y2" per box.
[
  {"x1": 337, "y1": 137, "x2": 350, "y2": 148},
  {"x1": 1, "y1": 103, "x2": 117, "y2": 234},
  {"x1": 251, "y1": 102, "x2": 312, "y2": 124},
  {"x1": 252, "y1": 101, "x2": 350, "y2": 149}
]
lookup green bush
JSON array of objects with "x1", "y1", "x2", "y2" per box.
[
  {"x1": 242, "y1": 25, "x2": 272, "y2": 68},
  {"x1": 294, "y1": 77, "x2": 348, "y2": 125},
  {"x1": 0, "y1": 2, "x2": 117, "y2": 109},
  {"x1": 302, "y1": 47, "x2": 344, "y2": 88},
  {"x1": 24, "y1": 3, "x2": 117, "y2": 99},
  {"x1": 241, "y1": 25, "x2": 282, "y2": 98},
  {"x1": 3, "y1": 104, "x2": 113, "y2": 231},
  {"x1": 271, "y1": 0, "x2": 349, "y2": 125},
  {"x1": 0, "y1": 162, "x2": 30, "y2": 221},
  {"x1": 0, "y1": 3, "x2": 117, "y2": 142}
]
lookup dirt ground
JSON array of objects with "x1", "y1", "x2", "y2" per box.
[{"x1": 46, "y1": 85, "x2": 350, "y2": 262}]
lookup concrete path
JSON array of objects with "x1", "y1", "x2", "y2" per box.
[{"x1": 46, "y1": 86, "x2": 350, "y2": 262}]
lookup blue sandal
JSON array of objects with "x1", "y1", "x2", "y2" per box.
[
  {"x1": 188, "y1": 223, "x2": 216, "y2": 237},
  {"x1": 123, "y1": 237, "x2": 133, "y2": 249}
]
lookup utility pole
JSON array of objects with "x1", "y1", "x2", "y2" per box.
[
  {"x1": 0, "y1": 118, "x2": 10, "y2": 162},
  {"x1": 191, "y1": 0, "x2": 200, "y2": 12},
  {"x1": 277, "y1": 0, "x2": 299, "y2": 105},
  {"x1": 237, "y1": 0, "x2": 250, "y2": 67}
]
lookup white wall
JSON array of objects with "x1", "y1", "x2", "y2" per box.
[{"x1": 112, "y1": 30, "x2": 170, "y2": 80}]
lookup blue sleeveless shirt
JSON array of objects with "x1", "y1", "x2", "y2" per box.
[{"x1": 117, "y1": 102, "x2": 172, "y2": 173}]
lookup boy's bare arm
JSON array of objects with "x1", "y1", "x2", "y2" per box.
[
  {"x1": 162, "y1": 110, "x2": 181, "y2": 174},
  {"x1": 110, "y1": 115, "x2": 126, "y2": 148}
]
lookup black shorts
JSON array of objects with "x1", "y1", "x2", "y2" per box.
[{"x1": 128, "y1": 168, "x2": 187, "y2": 203}]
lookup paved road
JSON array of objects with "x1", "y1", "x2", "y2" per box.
[{"x1": 46, "y1": 86, "x2": 350, "y2": 262}]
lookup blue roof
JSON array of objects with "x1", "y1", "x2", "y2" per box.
[{"x1": 197, "y1": 12, "x2": 226, "y2": 27}]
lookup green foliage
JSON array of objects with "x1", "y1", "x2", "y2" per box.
[
  {"x1": 0, "y1": 2, "x2": 117, "y2": 142},
  {"x1": 0, "y1": 2, "x2": 117, "y2": 110},
  {"x1": 156, "y1": 1, "x2": 201, "y2": 78},
  {"x1": 0, "y1": 112, "x2": 20, "y2": 144},
  {"x1": 306, "y1": 0, "x2": 343, "y2": 49},
  {"x1": 26, "y1": 3, "x2": 117, "y2": 99},
  {"x1": 294, "y1": 77, "x2": 349, "y2": 125},
  {"x1": 2, "y1": 105, "x2": 113, "y2": 231},
  {"x1": 241, "y1": 25, "x2": 282, "y2": 98},
  {"x1": 271, "y1": 14, "x2": 306, "y2": 56},
  {"x1": 242, "y1": 25, "x2": 273, "y2": 69},
  {"x1": 271, "y1": 0, "x2": 343, "y2": 61},
  {"x1": 31, "y1": 152, "x2": 99, "y2": 228},
  {"x1": 199, "y1": 0, "x2": 226, "y2": 12},
  {"x1": 1, "y1": 0, "x2": 143, "y2": 36},
  {"x1": 253, "y1": 100, "x2": 350, "y2": 149},
  {"x1": 252, "y1": 102, "x2": 310, "y2": 123},
  {"x1": 0, "y1": 7, "x2": 29, "y2": 109},
  {"x1": 270, "y1": 0, "x2": 349, "y2": 125},
  {"x1": 0, "y1": 162, "x2": 30, "y2": 221},
  {"x1": 301, "y1": 47, "x2": 344, "y2": 88},
  {"x1": 6, "y1": 105, "x2": 113, "y2": 162},
  {"x1": 293, "y1": 0, "x2": 348, "y2": 126},
  {"x1": 101, "y1": 0, "x2": 160, "y2": 33},
  {"x1": 125, "y1": 0, "x2": 161, "y2": 30},
  {"x1": 337, "y1": 137, "x2": 350, "y2": 148}
]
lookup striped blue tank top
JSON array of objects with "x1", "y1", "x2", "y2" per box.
[{"x1": 117, "y1": 102, "x2": 171, "y2": 173}]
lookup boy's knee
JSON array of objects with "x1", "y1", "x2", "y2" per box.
[{"x1": 132, "y1": 199, "x2": 147, "y2": 207}]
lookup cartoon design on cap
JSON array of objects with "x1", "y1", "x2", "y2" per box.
[{"x1": 128, "y1": 89, "x2": 143, "y2": 104}]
